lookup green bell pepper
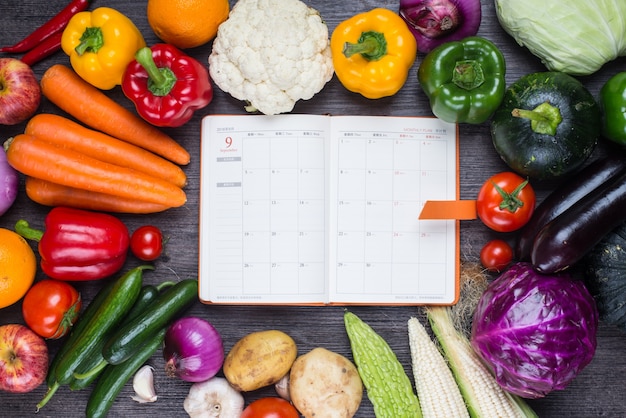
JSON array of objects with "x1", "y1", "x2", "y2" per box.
[
  {"x1": 418, "y1": 36, "x2": 506, "y2": 124},
  {"x1": 600, "y1": 72, "x2": 626, "y2": 146}
]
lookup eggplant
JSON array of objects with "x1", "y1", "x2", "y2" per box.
[
  {"x1": 531, "y1": 169, "x2": 626, "y2": 273},
  {"x1": 517, "y1": 154, "x2": 626, "y2": 260}
]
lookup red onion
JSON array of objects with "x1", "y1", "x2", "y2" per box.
[
  {"x1": 399, "y1": 0, "x2": 482, "y2": 53},
  {"x1": 163, "y1": 316, "x2": 224, "y2": 382},
  {"x1": 0, "y1": 148, "x2": 18, "y2": 216}
]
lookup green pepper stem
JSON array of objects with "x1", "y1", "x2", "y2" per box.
[
  {"x1": 512, "y1": 101, "x2": 562, "y2": 136},
  {"x1": 135, "y1": 47, "x2": 177, "y2": 97},
  {"x1": 342, "y1": 31, "x2": 387, "y2": 61},
  {"x1": 75, "y1": 27, "x2": 103, "y2": 55},
  {"x1": 14, "y1": 219, "x2": 43, "y2": 242},
  {"x1": 452, "y1": 60, "x2": 485, "y2": 90}
]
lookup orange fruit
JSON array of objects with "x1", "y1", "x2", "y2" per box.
[
  {"x1": 0, "y1": 228, "x2": 37, "y2": 309},
  {"x1": 147, "y1": 0, "x2": 230, "y2": 49}
]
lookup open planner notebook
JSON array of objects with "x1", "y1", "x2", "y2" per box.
[{"x1": 198, "y1": 114, "x2": 459, "y2": 305}]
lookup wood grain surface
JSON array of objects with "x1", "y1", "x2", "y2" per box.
[{"x1": 1, "y1": 0, "x2": 625, "y2": 417}]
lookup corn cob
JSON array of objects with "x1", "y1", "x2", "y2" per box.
[
  {"x1": 407, "y1": 317, "x2": 469, "y2": 418},
  {"x1": 344, "y1": 311, "x2": 422, "y2": 418},
  {"x1": 426, "y1": 306, "x2": 538, "y2": 418}
]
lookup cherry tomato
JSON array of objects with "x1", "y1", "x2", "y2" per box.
[
  {"x1": 22, "y1": 279, "x2": 81, "y2": 339},
  {"x1": 476, "y1": 172, "x2": 536, "y2": 232},
  {"x1": 480, "y1": 239, "x2": 514, "y2": 273},
  {"x1": 241, "y1": 397, "x2": 299, "y2": 418},
  {"x1": 130, "y1": 225, "x2": 164, "y2": 261}
]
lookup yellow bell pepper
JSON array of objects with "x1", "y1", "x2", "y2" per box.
[
  {"x1": 330, "y1": 8, "x2": 417, "y2": 99},
  {"x1": 61, "y1": 7, "x2": 146, "y2": 90}
]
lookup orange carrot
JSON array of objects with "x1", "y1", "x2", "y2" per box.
[
  {"x1": 25, "y1": 177, "x2": 171, "y2": 214},
  {"x1": 6, "y1": 134, "x2": 187, "y2": 207},
  {"x1": 40, "y1": 64, "x2": 191, "y2": 166},
  {"x1": 25, "y1": 113, "x2": 187, "y2": 188}
]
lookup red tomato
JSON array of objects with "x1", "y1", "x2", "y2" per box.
[
  {"x1": 480, "y1": 239, "x2": 514, "y2": 273},
  {"x1": 130, "y1": 225, "x2": 164, "y2": 261},
  {"x1": 241, "y1": 397, "x2": 299, "y2": 418},
  {"x1": 476, "y1": 172, "x2": 536, "y2": 232},
  {"x1": 22, "y1": 279, "x2": 81, "y2": 339}
]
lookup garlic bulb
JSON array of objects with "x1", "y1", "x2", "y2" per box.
[{"x1": 184, "y1": 377, "x2": 244, "y2": 418}]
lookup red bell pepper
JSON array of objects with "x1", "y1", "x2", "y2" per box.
[
  {"x1": 14, "y1": 207, "x2": 130, "y2": 281},
  {"x1": 122, "y1": 43, "x2": 213, "y2": 127}
]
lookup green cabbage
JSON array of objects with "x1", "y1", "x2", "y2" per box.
[{"x1": 494, "y1": 0, "x2": 626, "y2": 75}]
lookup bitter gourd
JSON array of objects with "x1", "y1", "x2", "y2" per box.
[{"x1": 344, "y1": 311, "x2": 422, "y2": 418}]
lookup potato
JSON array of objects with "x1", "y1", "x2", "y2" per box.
[
  {"x1": 289, "y1": 347, "x2": 363, "y2": 418},
  {"x1": 223, "y1": 329, "x2": 297, "y2": 392}
]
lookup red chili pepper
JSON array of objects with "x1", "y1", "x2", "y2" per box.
[
  {"x1": 122, "y1": 44, "x2": 213, "y2": 128},
  {"x1": 20, "y1": 31, "x2": 63, "y2": 66},
  {"x1": 0, "y1": 0, "x2": 91, "y2": 53},
  {"x1": 14, "y1": 206, "x2": 130, "y2": 281}
]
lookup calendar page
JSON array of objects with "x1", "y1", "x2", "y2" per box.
[
  {"x1": 327, "y1": 116, "x2": 458, "y2": 304},
  {"x1": 198, "y1": 114, "x2": 459, "y2": 305}
]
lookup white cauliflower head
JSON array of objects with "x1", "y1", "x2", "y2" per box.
[{"x1": 208, "y1": 0, "x2": 334, "y2": 115}]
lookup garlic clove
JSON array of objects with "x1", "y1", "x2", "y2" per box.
[
  {"x1": 275, "y1": 373, "x2": 291, "y2": 401},
  {"x1": 132, "y1": 365, "x2": 158, "y2": 403}
]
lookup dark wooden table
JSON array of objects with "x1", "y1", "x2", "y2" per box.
[{"x1": 2, "y1": 0, "x2": 626, "y2": 416}]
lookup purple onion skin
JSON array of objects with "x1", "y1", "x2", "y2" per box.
[
  {"x1": 471, "y1": 262, "x2": 598, "y2": 399},
  {"x1": 163, "y1": 316, "x2": 225, "y2": 383},
  {"x1": 399, "y1": 0, "x2": 482, "y2": 53},
  {"x1": 0, "y1": 148, "x2": 18, "y2": 216}
]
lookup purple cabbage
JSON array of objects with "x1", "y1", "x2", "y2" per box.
[
  {"x1": 471, "y1": 262, "x2": 598, "y2": 399},
  {"x1": 399, "y1": 0, "x2": 482, "y2": 53}
]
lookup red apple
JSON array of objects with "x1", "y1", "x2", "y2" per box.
[
  {"x1": 0, "y1": 58, "x2": 41, "y2": 125},
  {"x1": 0, "y1": 324, "x2": 48, "y2": 393}
]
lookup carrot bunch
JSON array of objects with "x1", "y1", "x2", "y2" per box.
[{"x1": 5, "y1": 64, "x2": 190, "y2": 214}]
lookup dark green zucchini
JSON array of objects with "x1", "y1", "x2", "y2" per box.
[
  {"x1": 491, "y1": 71, "x2": 600, "y2": 180},
  {"x1": 102, "y1": 279, "x2": 198, "y2": 365},
  {"x1": 86, "y1": 327, "x2": 167, "y2": 418},
  {"x1": 531, "y1": 170, "x2": 626, "y2": 273},
  {"x1": 516, "y1": 154, "x2": 626, "y2": 260}
]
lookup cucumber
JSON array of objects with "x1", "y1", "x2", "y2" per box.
[
  {"x1": 516, "y1": 154, "x2": 626, "y2": 260},
  {"x1": 45, "y1": 280, "x2": 115, "y2": 387},
  {"x1": 53, "y1": 266, "x2": 151, "y2": 385},
  {"x1": 67, "y1": 344, "x2": 107, "y2": 391},
  {"x1": 532, "y1": 169, "x2": 626, "y2": 273},
  {"x1": 102, "y1": 279, "x2": 198, "y2": 365},
  {"x1": 344, "y1": 311, "x2": 422, "y2": 418},
  {"x1": 86, "y1": 327, "x2": 167, "y2": 418},
  {"x1": 121, "y1": 284, "x2": 162, "y2": 322},
  {"x1": 68, "y1": 283, "x2": 164, "y2": 391},
  {"x1": 37, "y1": 280, "x2": 117, "y2": 410}
]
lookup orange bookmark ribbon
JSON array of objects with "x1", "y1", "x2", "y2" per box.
[{"x1": 419, "y1": 200, "x2": 477, "y2": 220}]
